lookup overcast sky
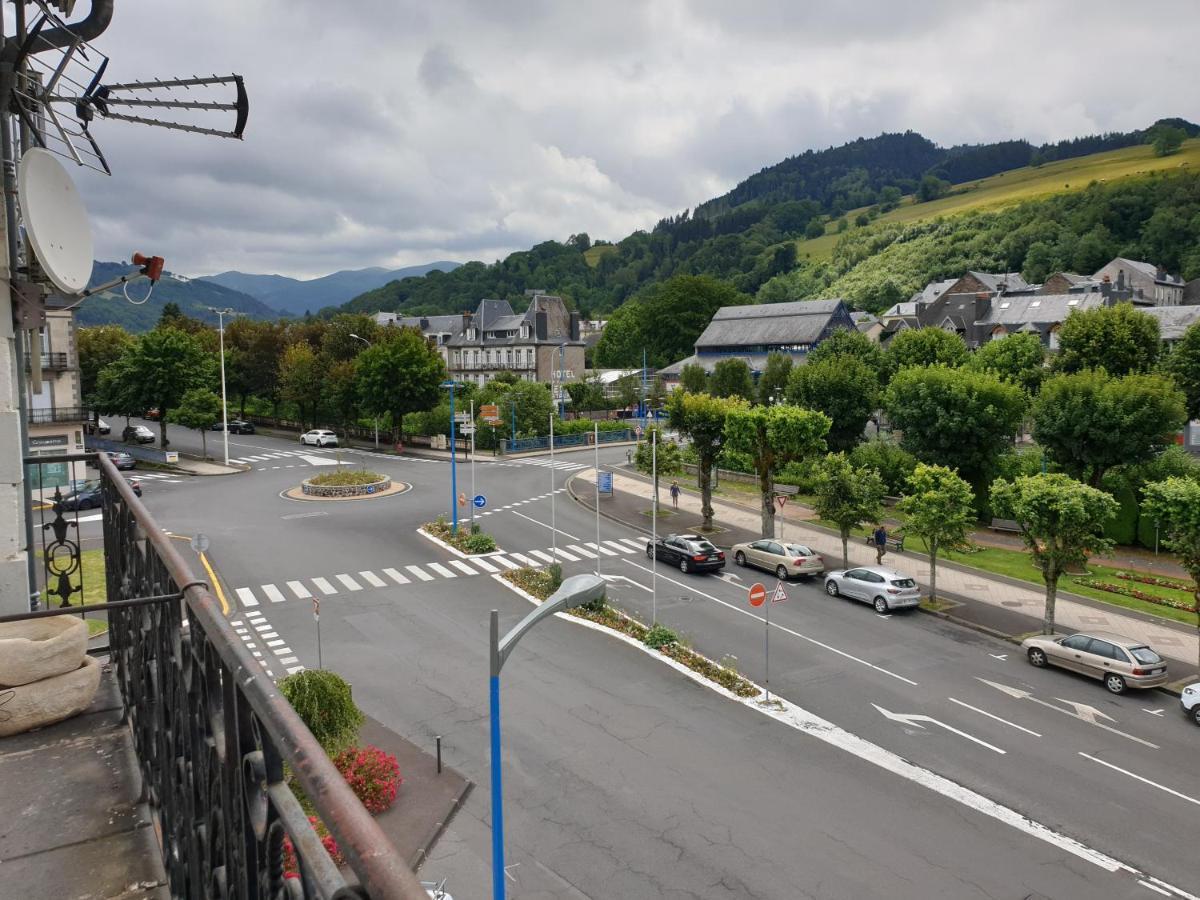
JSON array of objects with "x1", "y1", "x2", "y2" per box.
[{"x1": 64, "y1": 0, "x2": 1200, "y2": 279}]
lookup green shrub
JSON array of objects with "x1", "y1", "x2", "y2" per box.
[
  {"x1": 581, "y1": 589, "x2": 607, "y2": 614},
  {"x1": 279, "y1": 669, "x2": 364, "y2": 754},
  {"x1": 463, "y1": 532, "x2": 497, "y2": 553},
  {"x1": 643, "y1": 623, "x2": 679, "y2": 649},
  {"x1": 1137, "y1": 510, "x2": 1162, "y2": 550},
  {"x1": 777, "y1": 458, "x2": 820, "y2": 493},
  {"x1": 546, "y1": 563, "x2": 563, "y2": 593},
  {"x1": 308, "y1": 470, "x2": 383, "y2": 487},
  {"x1": 849, "y1": 439, "x2": 916, "y2": 495},
  {"x1": 1101, "y1": 478, "x2": 1139, "y2": 545}
]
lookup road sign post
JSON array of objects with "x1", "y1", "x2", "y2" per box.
[
  {"x1": 313, "y1": 596, "x2": 322, "y2": 670},
  {"x1": 774, "y1": 493, "x2": 788, "y2": 543},
  {"x1": 473, "y1": 494, "x2": 487, "y2": 509}
]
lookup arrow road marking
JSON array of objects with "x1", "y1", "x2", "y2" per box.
[
  {"x1": 1054, "y1": 698, "x2": 1116, "y2": 725},
  {"x1": 872, "y1": 703, "x2": 1006, "y2": 754},
  {"x1": 715, "y1": 572, "x2": 743, "y2": 584},
  {"x1": 976, "y1": 679, "x2": 1159, "y2": 750},
  {"x1": 947, "y1": 697, "x2": 1042, "y2": 737},
  {"x1": 599, "y1": 573, "x2": 653, "y2": 593}
]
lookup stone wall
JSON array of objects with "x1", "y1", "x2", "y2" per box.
[{"x1": 301, "y1": 476, "x2": 391, "y2": 498}]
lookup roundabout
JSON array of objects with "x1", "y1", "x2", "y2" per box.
[{"x1": 281, "y1": 470, "x2": 412, "y2": 502}]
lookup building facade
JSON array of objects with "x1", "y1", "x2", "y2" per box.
[{"x1": 25, "y1": 296, "x2": 86, "y2": 475}]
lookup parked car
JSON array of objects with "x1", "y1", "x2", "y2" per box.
[
  {"x1": 144, "y1": 407, "x2": 161, "y2": 420},
  {"x1": 300, "y1": 429, "x2": 338, "y2": 447},
  {"x1": 731, "y1": 539, "x2": 824, "y2": 580},
  {"x1": 54, "y1": 482, "x2": 103, "y2": 510},
  {"x1": 1182, "y1": 683, "x2": 1200, "y2": 725},
  {"x1": 84, "y1": 417, "x2": 111, "y2": 436},
  {"x1": 105, "y1": 451, "x2": 136, "y2": 470},
  {"x1": 124, "y1": 424, "x2": 155, "y2": 444},
  {"x1": 824, "y1": 566, "x2": 921, "y2": 614},
  {"x1": 1022, "y1": 631, "x2": 1168, "y2": 694},
  {"x1": 228, "y1": 419, "x2": 255, "y2": 434},
  {"x1": 646, "y1": 533, "x2": 725, "y2": 573},
  {"x1": 126, "y1": 477, "x2": 142, "y2": 498}
]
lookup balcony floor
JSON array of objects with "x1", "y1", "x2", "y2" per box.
[{"x1": 0, "y1": 662, "x2": 168, "y2": 899}]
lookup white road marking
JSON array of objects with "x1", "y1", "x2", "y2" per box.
[
  {"x1": 603, "y1": 540, "x2": 632, "y2": 553},
  {"x1": 1079, "y1": 753, "x2": 1200, "y2": 807},
  {"x1": 262, "y1": 584, "x2": 287, "y2": 604},
  {"x1": 254, "y1": 623, "x2": 271, "y2": 632},
  {"x1": 529, "y1": 550, "x2": 556, "y2": 564},
  {"x1": 511, "y1": 508, "x2": 581, "y2": 540},
  {"x1": 235, "y1": 587, "x2": 258, "y2": 608},
  {"x1": 1055, "y1": 698, "x2": 1115, "y2": 725},
  {"x1": 286, "y1": 666, "x2": 305, "y2": 675},
  {"x1": 287, "y1": 580, "x2": 312, "y2": 599},
  {"x1": 261, "y1": 632, "x2": 277, "y2": 640},
  {"x1": 624, "y1": 559, "x2": 919, "y2": 686},
  {"x1": 491, "y1": 556, "x2": 520, "y2": 570},
  {"x1": 509, "y1": 553, "x2": 538, "y2": 566},
  {"x1": 299, "y1": 454, "x2": 339, "y2": 466},
  {"x1": 470, "y1": 557, "x2": 500, "y2": 572},
  {"x1": 406, "y1": 565, "x2": 434, "y2": 582},
  {"x1": 449, "y1": 560, "x2": 478, "y2": 575},
  {"x1": 359, "y1": 570, "x2": 387, "y2": 588},
  {"x1": 977, "y1": 679, "x2": 1158, "y2": 749},
  {"x1": 274, "y1": 647, "x2": 292, "y2": 655},
  {"x1": 383, "y1": 567, "x2": 411, "y2": 585},
  {"x1": 552, "y1": 547, "x2": 580, "y2": 562},
  {"x1": 568, "y1": 544, "x2": 598, "y2": 559},
  {"x1": 427, "y1": 562, "x2": 456, "y2": 578},
  {"x1": 872, "y1": 704, "x2": 1006, "y2": 754},
  {"x1": 335, "y1": 573, "x2": 363, "y2": 591},
  {"x1": 947, "y1": 697, "x2": 1042, "y2": 737},
  {"x1": 1143, "y1": 708, "x2": 1165, "y2": 716},
  {"x1": 312, "y1": 577, "x2": 338, "y2": 595},
  {"x1": 1140, "y1": 880, "x2": 1173, "y2": 897},
  {"x1": 586, "y1": 541, "x2": 618, "y2": 556},
  {"x1": 617, "y1": 537, "x2": 646, "y2": 551},
  {"x1": 279, "y1": 656, "x2": 299, "y2": 665},
  {"x1": 989, "y1": 653, "x2": 1008, "y2": 660},
  {"x1": 267, "y1": 639, "x2": 285, "y2": 647}
]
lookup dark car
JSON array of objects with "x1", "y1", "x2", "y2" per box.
[
  {"x1": 228, "y1": 419, "x2": 255, "y2": 434},
  {"x1": 124, "y1": 424, "x2": 155, "y2": 444},
  {"x1": 54, "y1": 479, "x2": 141, "y2": 511},
  {"x1": 646, "y1": 533, "x2": 726, "y2": 574},
  {"x1": 106, "y1": 451, "x2": 136, "y2": 470}
]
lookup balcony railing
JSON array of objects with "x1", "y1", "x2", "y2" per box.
[
  {"x1": 7, "y1": 453, "x2": 429, "y2": 899},
  {"x1": 24, "y1": 350, "x2": 71, "y2": 370},
  {"x1": 451, "y1": 359, "x2": 536, "y2": 371},
  {"x1": 27, "y1": 405, "x2": 89, "y2": 424}
]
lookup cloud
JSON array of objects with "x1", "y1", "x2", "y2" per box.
[{"x1": 35, "y1": 0, "x2": 1197, "y2": 279}]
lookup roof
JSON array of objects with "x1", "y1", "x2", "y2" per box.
[
  {"x1": 965, "y1": 271, "x2": 1031, "y2": 293},
  {"x1": 694, "y1": 299, "x2": 845, "y2": 349},
  {"x1": 1142, "y1": 305, "x2": 1200, "y2": 341},
  {"x1": 476, "y1": 298, "x2": 514, "y2": 329},
  {"x1": 976, "y1": 293, "x2": 1105, "y2": 327},
  {"x1": 659, "y1": 353, "x2": 779, "y2": 376},
  {"x1": 881, "y1": 301, "x2": 918, "y2": 319},
  {"x1": 389, "y1": 314, "x2": 463, "y2": 334},
  {"x1": 908, "y1": 278, "x2": 956, "y2": 305},
  {"x1": 1101, "y1": 257, "x2": 1158, "y2": 279}
]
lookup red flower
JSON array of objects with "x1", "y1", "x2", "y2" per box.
[
  {"x1": 282, "y1": 816, "x2": 345, "y2": 878},
  {"x1": 333, "y1": 745, "x2": 403, "y2": 814}
]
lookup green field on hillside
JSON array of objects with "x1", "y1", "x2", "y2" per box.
[
  {"x1": 583, "y1": 244, "x2": 618, "y2": 267},
  {"x1": 797, "y1": 138, "x2": 1200, "y2": 263}
]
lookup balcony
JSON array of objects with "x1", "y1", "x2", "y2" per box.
[
  {"x1": 0, "y1": 453, "x2": 431, "y2": 899},
  {"x1": 24, "y1": 351, "x2": 71, "y2": 370},
  {"x1": 451, "y1": 358, "x2": 536, "y2": 372},
  {"x1": 27, "y1": 406, "x2": 90, "y2": 424}
]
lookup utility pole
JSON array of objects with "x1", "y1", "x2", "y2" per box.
[{"x1": 208, "y1": 307, "x2": 238, "y2": 465}]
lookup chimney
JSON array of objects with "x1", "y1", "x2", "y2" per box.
[
  {"x1": 535, "y1": 310, "x2": 549, "y2": 341},
  {"x1": 569, "y1": 311, "x2": 580, "y2": 342},
  {"x1": 1100, "y1": 277, "x2": 1111, "y2": 301},
  {"x1": 1117, "y1": 269, "x2": 1126, "y2": 291},
  {"x1": 462, "y1": 311, "x2": 473, "y2": 337},
  {"x1": 419, "y1": 316, "x2": 429, "y2": 330},
  {"x1": 1157, "y1": 265, "x2": 1167, "y2": 281}
]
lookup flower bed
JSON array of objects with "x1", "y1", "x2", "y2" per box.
[
  {"x1": 1112, "y1": 570, "x2": 1194, "y2": 592},
  {"x1": 1071, "y1": 577, "x2": 1197, "y2": 613},
  {"x1": 302, "y1": 470, "x2": 390, "y2": 497},
  {"x1": 334, "y1": 744, "x2": 402, "y2": 814},
  {"x1": 283, "y1": 816, "x2": 345, "y2": 879},
  {"x1": 501, "y1": 568, "x2": 758, "y2": 698},
  {"x1": 308, "y1": 470, "x2": 383, "y2": 486},
  {"x1": 423, "y1": 517, "x2": 497, "y2": 554}
]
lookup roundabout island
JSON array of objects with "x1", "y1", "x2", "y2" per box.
[{"x1": 281, "y1": 469, "x2": 411, "y2": 502}]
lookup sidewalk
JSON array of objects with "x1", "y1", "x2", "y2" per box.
[{"x1": 571, "y1": 467, "x2": 1199, "y2": 682}]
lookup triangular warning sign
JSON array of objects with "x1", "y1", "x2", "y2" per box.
[{"x1": 771, "y1": 582, "x2": 788, "y2": 603}]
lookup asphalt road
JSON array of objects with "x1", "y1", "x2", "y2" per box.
[{"x1": 131, "y1": 427, "x2": 1200, "y2": 900}]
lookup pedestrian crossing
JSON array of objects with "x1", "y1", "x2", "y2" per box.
[
  {"x1": 473, "y1": 487, "x2": 567, "y2": 518},
  {"x1": 228, "y1": 448, "x2": 340, "y2": 465},
  {"x1": 230, "y1": 609, "x2": 303, "y2": 677},
  {"x1": 129, "y1": 471, "x2": 185, "y2": 484},
  {"x1": 519, "y1": 457, "x2": 591, "y2": 473},
  {"x1": 232, "y1": 537, "x2": 649, "y2": 609}
]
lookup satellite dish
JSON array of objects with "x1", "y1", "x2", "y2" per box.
[{"x1": 17, "y1": 148, "x2": 94, "y2": 294}]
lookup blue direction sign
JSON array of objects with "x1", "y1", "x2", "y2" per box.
[
  {"x1": 473, "y1": 494, "x2": 487, "y2": 508},
  {"x1": 597, "y1": 471, "x2": 613, "y2": 494}
]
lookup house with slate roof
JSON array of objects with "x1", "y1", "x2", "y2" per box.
[
  {"x1": 1093, "y1": 257, "x2": 1185, "y2": 305},
  {"x1": 658, "y1": 299, "x2": 855, "y2": 384}
]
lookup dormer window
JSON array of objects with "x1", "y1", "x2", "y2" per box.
[
  {"x1": 520, "y1": 323, "x2": 530, "y2": 340},
  {"x1": 467, "y1": 327, "x2": 476, "y2": 341}
]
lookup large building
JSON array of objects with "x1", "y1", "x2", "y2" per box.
[
  {"x1": 659, "y1": 299, "x2": 856, "y2": 382},
  {"x1": 25, "y1": 295, "x2": 86, "y2": 481}
]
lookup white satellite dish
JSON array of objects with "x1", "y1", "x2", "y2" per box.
[{"x1": 17, "y1": 148, "x2": 94, "y2": 295}]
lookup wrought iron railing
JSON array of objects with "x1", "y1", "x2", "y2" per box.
[
  {"x1": 27, "y1": 405, "x2": 90, "y2": 423},
  {"x1": 25, "y1": 350, "x2": 71, "y2": 370},
  {"x1": 8, "y1": 453, "x2": 429, "y2": 899}
]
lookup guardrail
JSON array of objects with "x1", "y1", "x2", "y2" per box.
[
  {"x1": 505, "y1": 429, "x2": 635, "y2": 454},
  {"x1": 7, "y1": 453, "x2": 429, "y2": 899},
  {"x1": 25, "y1": 350, "x2": 70, "y2": 370}
]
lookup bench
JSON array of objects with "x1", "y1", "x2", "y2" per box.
[
  {"x1": 989, "y1": 518, "x2": 1022, "y2": 533},
  {"x1": 864, "y1": 533, "x2": 905, "y2": 553}
]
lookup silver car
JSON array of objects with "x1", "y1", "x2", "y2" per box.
[
  {"x1": 824, "y1": 566, "x2": 921, "y2": 613},
  {"x1": 300, "y1": 429, "x2": 339, "y2": 447},
  {"x1": 731, "y1": 540, "x2": 824, "y2": 580},
  {"x1": 1022, "y1": 631, "x2": 1168, "y2": 694}
]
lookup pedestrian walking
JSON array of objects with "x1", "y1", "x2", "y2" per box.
[
  {"x1": 873, "y1": 523, "x2": 888, "y2": 565},
  {"x1": 670, "y1": 481, "x2": 681, "y2": 510}
]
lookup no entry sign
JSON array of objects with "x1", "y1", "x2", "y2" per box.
[{"x1": 748, "y1": 582, "x2": 767, "y2": 607}]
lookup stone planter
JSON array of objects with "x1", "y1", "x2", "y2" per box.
[
  {"x1": 301, "y1": 475, "x2": 391, "y2": 498},
  {"x1": 0, "y1": 655, "x2": 101, "y2": 737},
  {"x1": 0, "y1": 616, "x2": 88, "y2": 687}
]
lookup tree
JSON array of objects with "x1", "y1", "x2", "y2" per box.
[
  {"x1": 324, "y1": 360, "x2": 362, "y2": 435},
  {"x1": 967, "y1": 332, "x2": 1046, "y2": 394},
  {"x1": 886, "y1": 327, "x2": 968, "y2": 373},
  {"x1": 1141, "y1": 477, "x2": 1200, "y2": 668},
  {"x1": 633, "y1": 425, "x2": 683, "y2": 512},
  {"x1": 724, "y1": 404, "x2": 830, "y2": 536},
  {"x1": 565, "y1": 378, "x2": 606, "y2": 412},
  {"x1": 667, "y1": 392, "x2": 743, "y2": 530},
  {"x1": 480, "y1": 379, "x2": 555, "y2": 439},
  {"x1": 787, "y1": 355, "x2": 879, "y2": 452},
  {"x1": 321, "y1": 314, "x2": 379, "y2": 363},
  {"x1": 811, "y1": 453, "x2": 886, "y2": 568},
  {"x1": 226, "y1": 319, "x2": 286, "y2": 416},
  {"x1": 167, "y1": 389, "x2": 222, "y2": 458},
  {"x1": 916, "y1": 174, "x2": 950, "y2": 202},
  {"x1": 884, "y1": 365, "x2": 1027, "y2": 491},
  {"x1": 897, "y1": 464, "x2": 975, "y2": 602},
  {"x1": 756, "y1": 353, "x2": 794, "y2": 405},
  {"x1": 991, "y1": 474, "x2": 1117, "y2": 634},
  {"x1": 1053, "y1": 303, "x2": 1160, "y2": 376},
  {"x1": 1163, "y1": 320, "x2": 1200, "y2": 419},
  {"x1": 679, "y1": 363, "x2": 709, "y2": 394},
  {"x1": 1032, "y1": 371, "x2": 1187, "y2": 486},
  {"x1": 356, "y1": 327, "x2": 446, "y2": 440},
  {"x1": 709, "y1": 358, "x2": 755, "y2": 401},
  {"x1": 279, "y1": 342, "x2": 325, "y2": 432},
  {"x1": 804, "y1": 218, "x2": 826, "y2": 240},
  {"x1": 76, "y1": 325, "x2": 135, "y2": 410},
  {"x1": 157, "y1": 302, "x2": 207, "y2": 334},
  {"x1": 1150, "y1": 124, "x2": 1187, "y2": 157},
  {"x1": 807, "y1": 327, "x2": 887, "y2": 382},
  {"x1": 116, "y1": 327, "x2": 215, "y2": 446},
  {"x1": 614, "y1": 373, "x2": 642, "y2": 411}
]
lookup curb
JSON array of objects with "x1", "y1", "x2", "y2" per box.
[
  {"x1": 407, "y1": 781, "x2": 474, "y2": 874},
  {"x1": 416, "y1": 526, "x2": 504, "y2": 559}
]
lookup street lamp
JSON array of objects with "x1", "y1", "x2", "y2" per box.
[
  {"x1": 207, "y1": 306, "x2": 240, "y2": 466},
  {"x1": 442, "y1": 380, "x2": 459, "y2": 533},
  {"x1": 489, "y1": 574, "x2": 605, "y2": 900},
  {"x1": 349, "y1": 333, "x2": 380, "y2": 450}
]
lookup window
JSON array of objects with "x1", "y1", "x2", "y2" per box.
[
  {"x1": 786, "y1": 545, "x2": 814, "y2": 556},
  {"x1": 751, "y1": 541, "x2": 768, "y2": 550},
  {"x1": 1084, "y1": 639, "x2": 1125, "y2": 661},
  {"x1": 889, "y1": 577, "x2": 916, "y2": 589},
  {"x1": 1048, "y1": 327, "x2": 1061, "y2": 350},
  {"x1": 765, "y1": 542, "x2": 783, "y2": 555},
  {"x1": 1130, "y1": 646, "x2": 1162, "y2": 665},
  {"x1": 1060, "y1": 635, "x2": 1091, "y2": 651}
]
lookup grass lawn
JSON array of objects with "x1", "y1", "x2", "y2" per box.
[{"x1": 45, "y1": 548, "x2": 108, "y2": 636}]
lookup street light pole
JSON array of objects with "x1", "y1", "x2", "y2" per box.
[
  {"x1": 349, "y1": 333, "x2": 379, "y2": 450},
  {"x1": 207, "y1": 307, "x2": 237, "y2": 466},
  {"x1": 489, "y1": 574, "x2": 606, "y2": 900},
  {"x1": 444, "y1": 381, "x2": 459, "y2": 533}
]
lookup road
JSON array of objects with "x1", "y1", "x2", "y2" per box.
[{"x1": 129, "y1": 426, "x2": 1199, "y2": 899}]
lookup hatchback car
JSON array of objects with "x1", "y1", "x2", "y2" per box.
[
  {"x1": 647, "y1": 533, "x2": 726, "y2": 573},
  {"x1": 1022, "y1": 631, "x2": 1168, "y2": 694},
  {"x1": 107, "y1": 451, "x2": 136, "y2": 470},
  {"x1": 124, "y1": 424, "x2": 155, "y2": 444},
  {"x1": 824, "y1": 566, "x2": 921, "y2": 613},
  {"x1": 731, "y1": 539, "x2": 824, "y2": 580},
  {"x1": 1182, "y1": 683, "x2": 1200, "y2": 725},
  {"x1": 229, "y1": 419, "x2": 255, "y2": 434},
  {"x1": 300, "y1": 429, "x2": 338, "y2": 447}
]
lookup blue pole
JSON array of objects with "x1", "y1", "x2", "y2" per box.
[
  {"x1": 449, "y1": 383, "x2": 458, "y2": 534},
  {"x1": 641, "y1": 347, "x2": 647, "y2": 427},
  {"x1": 489, "y1": 673, "x2": 506, "y2": 900},
  {"x1": 511, "y1": 400, "x2": 517, "y2": 446}
]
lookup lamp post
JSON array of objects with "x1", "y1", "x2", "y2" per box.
[
  {"x1": 348, "y1": 334, "x2": 379, "y2": 450},
  {"x1": 207, "y1": 306, "x2": 239, "y2": 466},
  {"x1": 443, "y1": 380, "x2": 459, "y2": 533},
  {"x1": 489, "y1": 574, "x2": 606, "y2": 900}
]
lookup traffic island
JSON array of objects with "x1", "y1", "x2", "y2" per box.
[
  {"x1": 282, "y1": 470, "x2": 411, "y2": 502},
  {"x1": 419, "y1": 518, "x2": 500, "y2": 556}
]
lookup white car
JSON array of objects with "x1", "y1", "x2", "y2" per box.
[
  {"x1": 824, "y1": 565, "x2": 921, "y2": 613},
  {"x1": 1183, "y1": 682, "x2": 1200, "y2": 726},
  {"x1": 300, "y1": 429, "x2": 339, "y2": 448}
]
